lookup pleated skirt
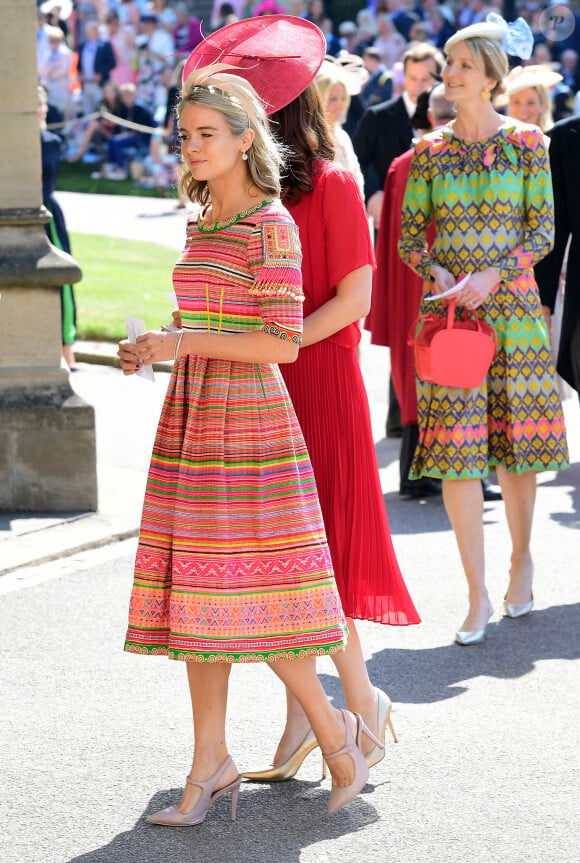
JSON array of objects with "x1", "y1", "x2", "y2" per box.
[{"x1": 281, "y1": 339, "x2": 420, "y2": 625}]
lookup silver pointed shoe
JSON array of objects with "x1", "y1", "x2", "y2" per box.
[
  {"x1": 146, "y1": 756, "x2": 242, "y2": 826},
  {"x1": 455, "y1": 606, "x2": 493, "y2": 646},
  {"x1": 503, "y1": 597, "x2": 533, "y2": 618}
]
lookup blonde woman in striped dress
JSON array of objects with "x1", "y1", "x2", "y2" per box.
[{"x1": 117, "y1": 72, "x2": 381, "y2": 826}]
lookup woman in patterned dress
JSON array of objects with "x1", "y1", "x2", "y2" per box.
[
  {"x1": 398, "y1": 17, "x2": 569, "y2": 645},
  {"x1": 118, "y1": 72, "x2": 380, "y2": 825}
]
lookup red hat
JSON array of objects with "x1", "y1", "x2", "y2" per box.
[{"x1": 182, "y1": 15, "x2": 326, "y2": 115}]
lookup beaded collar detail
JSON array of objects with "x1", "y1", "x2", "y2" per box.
[{"x1": 198, "y1": 199, "x2": 274, "y2": 232}]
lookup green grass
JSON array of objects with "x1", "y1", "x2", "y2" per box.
[
  {"x1": 57, "y1": 160, "x2": 178, "y2": 199},
  {"x1": 71, "y1": 232, "x2": 179, "y2": 341}
]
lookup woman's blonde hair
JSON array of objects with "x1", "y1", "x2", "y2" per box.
[
  {"x1": 315, "y1": 62, "x2": 350, "y2": 124},
  {"x1": 509, "y1": 83, "x2": 554, "y2": 131},
  {"x1": 176, "y1": 72, "x2": 284, "y2": 205},
  {"x1": 458, "y1": 37, "x2": 509, "y2": 99}
]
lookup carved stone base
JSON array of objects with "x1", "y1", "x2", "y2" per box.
[
  {"x1": 0, "y1": 395, "x2": 98, "y2": 512},
  {"x1": 0, "y1": 207, "x2": 96, "y2": 512}
]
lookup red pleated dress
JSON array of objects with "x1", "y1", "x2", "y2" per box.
[{"x1": 280, "y1": 161, "x2": 420, "y2": 625}]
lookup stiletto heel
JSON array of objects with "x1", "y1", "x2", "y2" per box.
[
  {"x1": 230, "y1": 782, "x2": 240, "y2": 821},
  {"x1": 325, "y1": 709, "x2": 374, "y2": 816},
  {"x1": 146, "y1": 756, "x2": 242, "y2": 826},
  {"x1": 366, "y1": 687, "x2": 396, "y2": 769},
  {"x1": 242, "y1": 729, "x2": 322, "y2": 782}
]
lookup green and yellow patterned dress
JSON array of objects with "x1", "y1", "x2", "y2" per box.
[{"x1": 399, "y1": 122, "x2": 569, "y2": 480}]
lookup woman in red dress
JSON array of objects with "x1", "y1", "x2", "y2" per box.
[{"x1": 243, "y1": 83, "x2": 420, "y2": 781}]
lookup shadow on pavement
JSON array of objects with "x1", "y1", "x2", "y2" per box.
[
  {"x1": 66, "y1": 781, "x2": 378, "y2": 863},
  {"x1": 374, "y1": 437, "x2": 400, "y2": 471},
  {"x1": 337, "y1": 602, "x2": 580, "y2": 705},
  {"x1": 539, "y1": 460, "x2": 580, "y2": 531}
]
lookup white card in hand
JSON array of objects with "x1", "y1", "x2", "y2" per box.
[
  {"x1": 125, "y1": 315, "x2": 155, "y2": 382},
  {"x1": 424, "y1": 273, "x2": 471, "y2": 302}
]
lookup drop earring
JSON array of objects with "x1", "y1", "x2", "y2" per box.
[
  {"x1": 241, "y1": 150, "x2": 248, "y2": 161},
  {"x1": 482, "y1": 86, "x2": 491, "y2": 100}
]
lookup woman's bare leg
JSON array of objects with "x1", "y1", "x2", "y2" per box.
[
  {"x1": 68, "y1": 119, "x2": 99, "y2": 161},
  {"x1": 442, "y1": 477, "x2": 491, "y2": 631},
  {"x1": 177, "y1": 662, "x2": 238, "y2": 813},
  {"x1": 331, "y1": 619, "x2": 379, "y2": 753},
  {"x1": 269, "y1": 657, "x2": 358, "y2": 788},
  {"x1": 496, "y1": 466, "x2": 536, "y2": 604},
  {"x1": 271, "y1": 619, "x2": 378, "y2": 764}
]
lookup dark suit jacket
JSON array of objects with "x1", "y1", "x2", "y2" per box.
[
  {"x1": 534, "y1": 115, "x2": 580, "y2": 392},
  {"x1": 352, "y1": 95, "x2": 414, "y2": 201},
  {"x1": 78, "y1": 39, "x2": 117, "y2": 85}
]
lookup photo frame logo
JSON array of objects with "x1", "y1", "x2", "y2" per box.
[{"x1": 539, "y1": 4, "x2": 576, "y2": 41}]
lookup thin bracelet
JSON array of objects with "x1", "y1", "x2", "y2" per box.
[{"x1": 173, "y1": 330, "x2": 184, "y2": 364}]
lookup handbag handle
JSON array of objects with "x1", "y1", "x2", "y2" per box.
[
  {"x1": 408, "y1": 298, "x2": 497, "y2": 347},
  {"x1": 446, "y1": 299, "x2": 497, "y2": 347}
]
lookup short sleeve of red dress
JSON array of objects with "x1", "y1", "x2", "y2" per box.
[{"x1": 290, "y1": 162, "x2": 376, "y2": 348}]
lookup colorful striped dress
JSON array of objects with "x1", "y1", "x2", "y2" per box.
[
  {"x1": 124, "y1": 199, "x2": 347, "y2": 663},
  {"x1": 398, "y1": 122, "x2": 569, "y2": 479}
]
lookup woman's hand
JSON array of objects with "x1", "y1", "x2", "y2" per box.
[
  {"x1": 455, "y1": 268, "x2": 500, "y2": 310},
  {"x1": 171, "y1": 308, "x2": 182, "y2": 328},
  {"x1": 117, "y1": 338, "x2": 141, "y2": 375},
  {"x1": 135, "y1": 330, "x2": 177, "y2": 365},
  {"x1": 429, "y1": 265, "x2": 455, "y2": 296}
]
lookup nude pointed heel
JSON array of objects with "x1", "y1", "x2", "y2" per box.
[
  {"x1": 242, "y1": 729, "x2": 326, "y2": 782},
  {"x1": 146, "y1": 756, "x2": 242, "y2": 826},
  {"x1": 366, "y1": 688, "x2": 397, "y2": 769},
  {"x1": 325, "y1": 709, "x2": 381, "y2": 816}
]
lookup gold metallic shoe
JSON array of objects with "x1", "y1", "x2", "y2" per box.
[
  {"x1": 242, "y1": 729, "x2": 326, "y2": 782},
  {"x1": 366, "y1": 687, "x2": 397, "y2": 769}
]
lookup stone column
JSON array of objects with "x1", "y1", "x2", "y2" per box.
[{"x1": 0, "y1": 0, "x2": 97, "y2": 512}]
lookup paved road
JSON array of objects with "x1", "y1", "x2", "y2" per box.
[
  {"x1": 1, "y1": 193, "x2": 579, "y2": 863},
  {"x1": 2, "y1": 363, "x2": 579, "y2": 863}
]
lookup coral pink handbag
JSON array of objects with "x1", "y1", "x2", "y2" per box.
[{"x1": 411, "y1": 299, "x2": 497, "y2": 388}]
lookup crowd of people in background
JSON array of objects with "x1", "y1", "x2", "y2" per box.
[
  {"x1": 38, "y1": 0, "x2": 580, "y2": 481},
  {"x1": 37, "y1": 0, "x2": 580, "y2": 193}
]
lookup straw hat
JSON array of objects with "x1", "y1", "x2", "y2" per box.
[
  {"x1": 505, "y1": 64, "x2": 563, "y2": 95},
  {"x1": 40, "y1": 0, "x2": 73, "y2": 20},
  {"x1": 445, "y1": 12, "x2": 534, "y2": 61},
  {"x1": 494, "y1": 64, "x2": 563, "y2": 107},
  {"x1": 328, "y1": 54, "x2": 369, "y2": 96},
  {"x1": 182, "y1": 15, "x2": 327, "y2": 115},
  {"x1": 445, "y1": 19, "x2": 504, "y2": 52}
]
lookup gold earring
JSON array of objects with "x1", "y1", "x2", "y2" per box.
[{"x1": 482, "y1": 86, "x2": 491, "y2": 101}]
